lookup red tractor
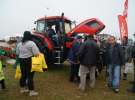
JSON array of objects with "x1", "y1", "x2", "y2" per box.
[{"x1": 32, "y1": 13, "x2": 105, "y2": 65}]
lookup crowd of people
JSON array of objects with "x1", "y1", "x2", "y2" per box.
[
  {"x1": 68, "y1": 34, "x2": 135, "y2": 93},
  {"x1": 0, "y1": 31, "x2": 135, "y2": 97}
]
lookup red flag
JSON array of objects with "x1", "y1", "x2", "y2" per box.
[
  {"x1": 118, "y1": 15, "x2": 128, "y2": 40},
  {"x1": 123, "y1": 0, "x2": 128, "y2": 18}
]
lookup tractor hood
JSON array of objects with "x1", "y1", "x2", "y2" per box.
[{"x1": 67, "y1": 18, "x2": 105, "y2": 37}]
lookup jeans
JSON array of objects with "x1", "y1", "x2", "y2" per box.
[{"x1": 108, "y1": 64, "x2": 120, "y2": 89}]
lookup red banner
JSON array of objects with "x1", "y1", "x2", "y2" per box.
[
  {"x1": 123, "y1": 0, "x2": 128, "y2": 18},
  {"x1": 118, "y1": 15, "x2": 128, "y2": 40}
]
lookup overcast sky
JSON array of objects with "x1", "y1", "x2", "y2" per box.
[{"x1": 0, "y1": 0, "x2": 135, "y2": 39}]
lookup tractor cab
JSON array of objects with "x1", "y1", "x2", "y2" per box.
[
  {"x1": 33, "y1": 15, "x2": 72, "y2": 64},
  {"x1": 34, "y1": 16, "x2": 72, "y2": 48}
]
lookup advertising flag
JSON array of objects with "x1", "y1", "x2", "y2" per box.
[{"x1": 118, "y1": 15, "x2": 128, "y2": 40}]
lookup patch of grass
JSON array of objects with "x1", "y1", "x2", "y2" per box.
[{"x1": 0, "y1": 64, "x2": 135, "y2": 100}]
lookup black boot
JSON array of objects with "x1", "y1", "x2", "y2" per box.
[
  {"x1": 69, "y1": 76, "x2": 74, "y2": 82},
  {"x1": 123, "y1": 73, "x2": 127, "y2": 80}
]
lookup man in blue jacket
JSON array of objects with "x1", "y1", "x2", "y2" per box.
[{"x1": 68, "y1": 35, "x2": 82, "y2": 83}]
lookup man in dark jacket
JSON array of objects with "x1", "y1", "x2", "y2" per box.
[
  {"x1": 77, "y1": 35, "x2": 99, "y2": 91},
  {"x1": 105, "y1": 36, "x2": 124, "y2": 93},
  {"x1": 127, "y1": 42, "x2": 135, "y2": 93},
  {"x1": 121, "y1": 36, "x2": 132, "y2": 80}
]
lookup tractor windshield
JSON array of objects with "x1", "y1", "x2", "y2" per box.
[{"x1": 35, "y1": 19, "x2": 71, "y2": 34}]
